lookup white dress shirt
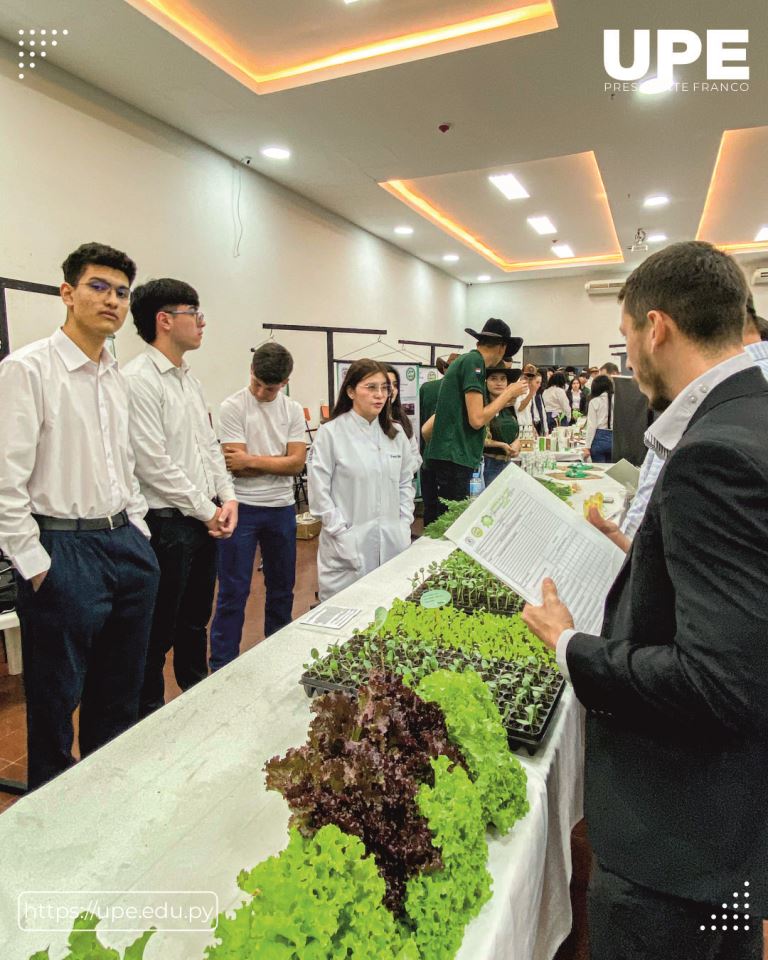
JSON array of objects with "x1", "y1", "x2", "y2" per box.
[
  {"x1": 123, "y1": 346, "x2": 234, "y2": 520},
  {"x1": 585, "y1": 392, "x2": 612, "y2": 449},
  {"x1": 542, "y1": 385, "x2": 572, "y2": 421},
  {"x1": 556, "y1": 351, "x2": 756, "y2": 679},
  {"x1": 0, "y1": 328, "x2": 150, "y2": 580}
]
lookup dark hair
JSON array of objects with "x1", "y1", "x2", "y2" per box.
[
  {"x1": 590, "y1": 374, "x2": 614, "y2": 428},
  {"x1": 62, "y1": 242, "x2": 136, "y2": 286},
  {"x1": 477, "y1": 336, "x2": 505, "y2": 349},
  {"x1": 331, "y1": 359, "x2": 396, "y2": 439},
  {"x1": 508, "y1": 368, "x2": 523, "y2": 382},
  {"x1": 251, "y1": 342, "x2": 294, "y2": 383},
  {"x1": 548, "y1": 372, "x2": 567, "y2": 390},
  {"x1": 599, "y1": 362, "x2": 620, "y2": 375},
  {"x1": 130, "y1": 278, "x2": 199, "y2": 344},
  {"x1": 618, "y1": 241, "x2": 747, "y2": 349},
  {"x1": 746, "y1": 294, "x2": 768, "y2": 341},
  {"x1": 385, "y1": 365, "x2": 414, "y2": 439}
]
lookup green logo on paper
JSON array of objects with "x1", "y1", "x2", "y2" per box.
[
  {"x1": 471, "y1": 526, "x2": 484, "y2": 538},
  {"x1": 427, "y1": 371, "x2": 437, "y2": 381},
  {"x1": 406, "y1": 367, "x2": 416, "y2": 381},
  {"x1": 481, "y1": 514, "x2": 493, "y2": 527},
  {"x1": 420, "y1": 589, "x2": 452, "y2": 609}
]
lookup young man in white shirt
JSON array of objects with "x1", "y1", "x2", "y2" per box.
[
  {"x1": 0, "y1": 242, "x2": 160, "y2": 789},
  {"x1": 123, "y1": 279, "x2": 237, "y2": 716},
  {"x1": 209, "y1": 343, "x2": 306, "y2": 670}
]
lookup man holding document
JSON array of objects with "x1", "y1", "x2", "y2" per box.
[{"x1": 523, "y1": 241, "x2": 768, "y2": 960}]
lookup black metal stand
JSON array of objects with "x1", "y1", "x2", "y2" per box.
[{"x1": 0, "y1": 276, "x2": 61, "y2": 361}]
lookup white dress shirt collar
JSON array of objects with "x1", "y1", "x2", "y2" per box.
[
  {"x1": 350, "y1": 409, "x2": 381, "y2": 432},
  {"x1": 145, "y1": 343, "x2": 189, "y2": 375},
  {"x1": 645, "y1": 352, "x2": 754, "y2": 459},
  {"x1": 52, "y1": 327, "x2": 116, "y2": 372}
]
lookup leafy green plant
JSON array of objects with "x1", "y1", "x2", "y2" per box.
[
  {"x1": 206, "y1": 824, "x2": 418, "y2": 960},
  {"x1": 28, "y1": 912, "x2": 154, "y2": 959},
  {"x1": 535, "y1": 476, "x2": 572, "y2": 503},
  {"x1": 266, "y1": 673, "x2": 464, "y2": 914},
  {"x1": 422, "y1": 499, "x2": 472, "y2": 539},
  {"x1": 403, "y1": 756, "x2": 491, "y2": 960},
  {"x1": 416, "y1": 670, "x2": 529, "y2": 832},
  {"x1": 409, "y1": 551, "x2": 525, "y2": 615}
]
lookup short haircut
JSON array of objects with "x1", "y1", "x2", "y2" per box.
[
  {"x1": 746, "y1": 294, "x2": 768, "y2": 342},
  {"x1": 251, "y1": 342, "x2": 294, "y2": 383},
  {"x1": 549, "y1": 372, "x2": 567, "y2": 389},
  {"x1": 62, "y1": 242, "x2": 136, "y2": 286},
  {"x1": 599, "y1": 362, "x2": 620, "y2": 375},
  {"x1": 130, "y1": 278, "x2": 199, "y2": 344},
  {"x1": 477, "y1": 336, "x2": 504, "y2": 348},
  {"x1": 618, "y1": 241, "x2": 747, "y2": 349}
]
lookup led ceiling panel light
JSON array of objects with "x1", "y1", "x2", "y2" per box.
[
  {"x1": 123, "y1": 0, "x2": 558, "y2": 94},
  {"x1": 527, "y1": 215, "x2": 557, "y2": 234},
  {"x1": 489, "y1": 173, "x2": 529, "y2": 200}
]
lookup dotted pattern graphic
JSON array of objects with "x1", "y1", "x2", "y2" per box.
[
  {"x1": 17, "y1": 28, "x2": 69, "y2": 80},
  {"x1": 699, "y1": 882, "x2": 751, "y2": 933}
]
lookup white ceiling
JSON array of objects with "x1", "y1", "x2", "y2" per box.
[{"x1": 2, "y1": 0, "x2": 768, "y2": 285}]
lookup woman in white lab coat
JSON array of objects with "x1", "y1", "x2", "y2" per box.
[{"x1": 309, "y1": 359, "x2": 415, "y2": 602}]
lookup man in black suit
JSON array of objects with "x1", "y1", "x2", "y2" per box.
[{"x1": 523, "y1": 241, "x2": 768, "y2": 960}]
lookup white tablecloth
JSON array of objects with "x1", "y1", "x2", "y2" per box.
[{"x1": 0, "y1": 474, "x2": 626, "y2": 960}]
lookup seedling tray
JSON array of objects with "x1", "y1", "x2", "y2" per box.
[
  {"x1": 406, "y1": 579, "x2": 524, "y2": 618},
  {"x1": 300, "y1": 636, "x2": 564, "y2": 755}
]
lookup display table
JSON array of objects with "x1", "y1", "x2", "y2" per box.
[{"x1": 0, "y1": 471, "x2": 627, "y2": 960}]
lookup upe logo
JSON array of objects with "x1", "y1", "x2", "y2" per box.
[{"x1": 604, "y1": 29, "x2": 749, "y2": 88}]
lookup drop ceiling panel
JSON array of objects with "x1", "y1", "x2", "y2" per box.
[{"x1": 123, "y1": 0, "x2": 557, "y2": 92}]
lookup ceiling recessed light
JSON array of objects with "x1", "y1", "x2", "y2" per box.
[
  {"x1": 442, "y1": 254, "x2": 460, "y2": 262},
  {"x1": 477, "y1": 274, "x2": 491, "y2": 282},
  {"x1": 638, "y1": 75, "x2": 674, "y2": 95},
  {"x1": 527, "y1": 215, "x2": 557, "y2": 235},
  {"x1": 552, "y1": 244, "x2": 574, "y2": 259},
  {"x1": 488, "y1": 173, "x2": 529, "y2": 200},
  {"x1": 644, "y1": 195, "x2": 669, "y2": 208},
  {"x1": 754, "y1": 226, "x2": 768, "y2": 242},
  {"x1": 260, "y1": 146, "x2": 291, "y2": 160},
  {"x1": 647, "y1": 233, "x2": 668, "y2": 243},
  {"x1": 394, "y1": 226, "x2": 414, "y2": 236}
]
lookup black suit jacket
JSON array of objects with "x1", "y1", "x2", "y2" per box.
[{"x1": 567, "y1": 367, "x2": 768, "y2": 913}]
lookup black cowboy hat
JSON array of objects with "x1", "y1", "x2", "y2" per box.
[
  {"x1": 465, "y1": 317, "x2": 523, "y2": 358},
  {"x1": 485, "y1": 364, "x2": 519, "y2": 383}
]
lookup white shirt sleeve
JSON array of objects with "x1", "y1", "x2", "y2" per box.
[
  {"x1": 127, "y1": 374, "x2": 217, "y2": 522},
  {"x1": 200, "y1": 392, "x2": 235, "y2": 503},
  {"x1": 307, "y1": 425, "x2": 347, "y2": 535},
  {"x1": 556, "y1": 628, "x2": 576, "y2": 681},
  {"x1": 125, "y1": 441, "x2": 151, "y2": 538},
  {"x1": 0, "y1": 359, "x2": 51, "y2": 579},
  {"x1": 217, "y1": 396, "x2": 247, "y2": 444},
  {"x1": 585, "y1": 396, "x2": 600, "y2": 449},
  {"x1": 557, "y1": 387, "x2": 572, "y2": 421},
  {"x1": 288, "y1": 402, "x2": 308, "y2": 444},
  {"x1": 398, "y1": 431, "x2": 417, "y2": 523}
]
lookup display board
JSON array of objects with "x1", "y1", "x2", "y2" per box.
[
  {"x1": 334, "y1": 360, "x2": 421, "y2": 447},
  {"x1": 612, "y1": 375, "x2": 653, "y2": 466}
]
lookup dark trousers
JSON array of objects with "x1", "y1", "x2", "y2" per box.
[
  {"x1": 420, "y1": 462, "x2": 440, "y2": 528},
  {"x1": 588, "y1": 861, "x2": 763, "y2": 960},
  {"x1": 483, "y1": 455, "x2": 509, "y2": 486},
  {"x1": 590, "y1": 428, "x2": 613, "y2": 463},
  {"x1": 209, "y1": 503, "x2": 296, "y2": 671},
  {"x1": 17, "y1": 525, "x2": 159, "y2": 790},
  {"x1": 140, "y1": 512, "x2": 217, "y2": 717},
  {"x1": 429, "y1": 460, "x2": 474, "y2": 518}
]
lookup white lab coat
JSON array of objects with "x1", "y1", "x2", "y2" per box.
[{"x1": 308, "y1": 410, "x2": 415, "y2": 602}]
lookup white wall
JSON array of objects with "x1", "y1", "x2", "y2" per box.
[{"x1": 0, "y1": 42, "x2": 466, "y2": 422}]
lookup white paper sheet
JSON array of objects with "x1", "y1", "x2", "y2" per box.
[
  {"x1": 444, "y1": 465, "x2": 626, "y2": 634},
  {"x1": 297, "y1": 605, "x2": 362, "y2": 630}
]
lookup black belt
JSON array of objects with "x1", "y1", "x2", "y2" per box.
[
  {"x1": 147, "y1": 507, "x2": 183, "y2": 519},
  {"x1": 34, "y1": 510, "x2": 129, "y2": 531}
]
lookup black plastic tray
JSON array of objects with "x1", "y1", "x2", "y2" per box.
[{"x1": 406, "y1": 580, "x2": 525, "y2": 618}]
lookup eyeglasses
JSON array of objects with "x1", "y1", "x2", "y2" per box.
[
  {"x1": 79, "y1": 278, "x2": 131, "y2": 301},
  {"x1": 163, "y1": 309, "x2": 205, "y2": 326},
  {"x1": 360, "y1": 383, "x2": 392, "y2": 396}
]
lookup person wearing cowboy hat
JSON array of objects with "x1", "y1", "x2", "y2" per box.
[
  {"x1": 421, "y1": 318, "x2": 527, "y2": 522},
  {"x1": 483, "y1": 365, "x2": 522, "y2": 486}
]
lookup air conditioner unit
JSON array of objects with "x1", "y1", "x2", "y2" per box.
[
  {"x1": 585, "y1": 279, "x2": 625, "y2": 296},
  {"x1": 751, "y1": 268, "x2": 768, "y2": 286}
]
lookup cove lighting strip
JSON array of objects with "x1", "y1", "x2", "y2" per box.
[
  {"x1": 380, "y1": 179, "x2": 624, "y2": 272},
  {"x1": 123, "y1": 0, "x2": 557, "y2": 94},
  {"x1": 697, "y1": 129, "x2": 768, "y2": 254}
]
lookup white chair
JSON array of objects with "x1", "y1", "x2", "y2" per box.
[{"x1": 0, "y1": 610, "x2": 22, "y2": 675}]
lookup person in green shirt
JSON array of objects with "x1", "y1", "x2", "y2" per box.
[
  {"x1": 418, "y1": 353, "x2": 458, "y2": 526},
  {"x1": 422, "y1": 318, "x2": 527, "y2": 521},
  {"x1": 483, "y1": 365, "x2": 521, "y2": 486}
]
